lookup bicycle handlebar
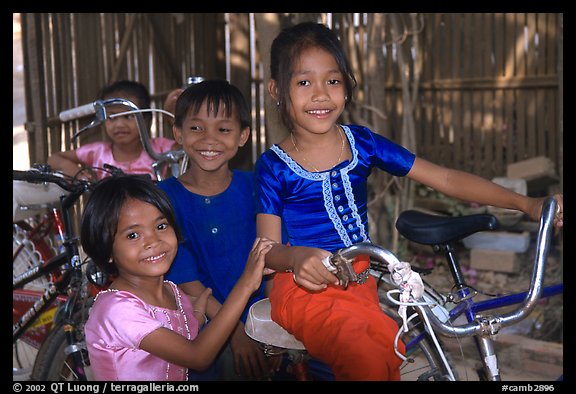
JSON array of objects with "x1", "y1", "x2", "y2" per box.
[
  {"x1": 332, "y1": 197, "x2": 559, "y2": 338},
  {"x1": 429, "y1": 196, "x2": 558, "y2": 338},
  {"x1": 13, "y1": 163, "x2": 127, "y2": 193},
  {"x1": 490, "y1": 197, "x2": 557, "y2": 326},
  {"x1": 58, "y1": 98, "x2": 186, "y2": 181},
  {"x1": 58, "y1": 102, "x2": 97, "y2": 122},
  {"x1": 13, "y1": 167, "x2": 89, "y2": 193}
]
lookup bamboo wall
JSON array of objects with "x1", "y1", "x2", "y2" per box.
[
  {"x1": 334, "y1": 13, "x2": 561, "y2": 180},
  {"x1": 418, "y1": 13, "x2": 559, "y2": 177},
  {"x1": 20, "y1": 13, "x2": 562, "y2": 182}
]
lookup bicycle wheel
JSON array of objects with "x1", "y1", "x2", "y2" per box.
[
  {"x1": 373, "y1": 271, "x2": 459, "y2": 381},
  {"x1": 13, "y1": 222, "x2": 53, "y2": 380},
  {"x1": 13, "y1": 221, "x2": 53, "y2": 290},
  {"x1": 30, "y1": 307, "x2": 94, "y2": 381}
]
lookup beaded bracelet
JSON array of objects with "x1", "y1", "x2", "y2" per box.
[{"x1": 193, "y1": 310, "x2": 208, "y2": 325}]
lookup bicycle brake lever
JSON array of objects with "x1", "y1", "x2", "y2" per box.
[{"x1": 327, "y1": 254, "x2": 359, "y2": 288}]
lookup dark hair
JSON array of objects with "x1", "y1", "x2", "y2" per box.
[
  {"x1": 270, "y1": 22, "x2": 357, "y2": 130},
  {"x1": 80, "y1": 175, "x2": 182, "y2": 276},
  {"x1": 98, "y1": 80, "x2": 152, "y2": 121},
  {"x1": 173, "y1": 79, "x2": 250, "y2": 129}
]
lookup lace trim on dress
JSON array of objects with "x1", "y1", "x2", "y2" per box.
[
  {"x1": 339, "y1": 125, "x2": 369, "y2": 244},
  {"x1": 322, "y1": 176, "x2": 352, "y2": 245},
  {"x1": 270, "y1": 144, "x2": 327, "y2": 181},
  {"x1": 341, "y1": 169, "x2": 369, "y2": 244},
  {"x1": 271, "y1": 125, "x2": 368, "y2": 246}
]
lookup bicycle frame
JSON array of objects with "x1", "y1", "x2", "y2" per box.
[
  {"x1": 13, "y1": 252, "x2": 75, "y2": 343},
  {"x1": 13, "y1": 197, "x2": 67, "y2": 352},
  {"x1": 419, "y1": 198, "x2": 558, "y2": 334},
  {"x1": 398, "y1": 280, "x2": 563, "y2": 380},
  {"x1": 13, "y1": 168, "x2": 95, "y2": 380},
  {"x1": 13, "y1": 180, "x2": 87, "y2": 336},
  {"x1": 448, "y1": 282, "x2": 563, "y2": 320},
  {"x1": 12, "y1": 289, "x2": 68, "y2": 347},
  {"x1": 334, "y1": 197, "x2": 561, "y2": 381}
]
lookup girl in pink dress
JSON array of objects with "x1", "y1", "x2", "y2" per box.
[
  {"x1": 47, "y1": 80, "x2": 178, "y2": 180},
  {"x1": 80, "y1": 174, "x2": 274, "y2": 381}
]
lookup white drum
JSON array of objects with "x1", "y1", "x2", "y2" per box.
[
  {"x1": 245, "y1": 298, "x2": 306, "y2": 351},
  {"x1": 13, "y1": 180, "x2": 69, "y2": 222}
]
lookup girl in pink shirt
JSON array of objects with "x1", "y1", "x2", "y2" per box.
[
  {"x1": 74, "y1": 137, "x2": 174, "y2": 180},
  {"x1": 81, "y1": 174, "x2": 275, "y2": 381},
  {"x1": 48, "y1": 80, "x2": 179, "y2": 180}
]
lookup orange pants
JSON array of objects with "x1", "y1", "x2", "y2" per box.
[{"x1": 269, "y1": 257, "x2": 405, "y2": 381}]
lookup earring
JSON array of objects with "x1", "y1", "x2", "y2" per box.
[
  {"x1": 276, "y1": 101, "x2": 280, "y2": 107},
  {"x1": 345, "y1": 96, "x2": 348, "y2": 101},
  {"x1": 108, "y1": 258, "x2": 113, "y2": 263}
]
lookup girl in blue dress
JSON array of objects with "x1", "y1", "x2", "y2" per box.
[{"x1": 254, "y1": 21, "x2": 564, "y2": 381}]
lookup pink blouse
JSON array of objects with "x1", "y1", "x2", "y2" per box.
[
  {"x1": 85, "y1": 281, "x2": 199, "y2": 381},
  {"x1": 75, "y1": 137, "x2": 175, "y2": 180}
]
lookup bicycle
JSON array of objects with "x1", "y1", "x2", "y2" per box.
[
  {"x1": 13, "y1": 171, "x2": 71, "y2": 379},
  {"x1": 245, "y1": 197, "x2": 561, "y2": 381},
  {"x1": 340, "y1": 196, "x2": 561, "y2": 381},
  {"x1": 12, "y1": 164, "x2": 120, "y2": 381}
]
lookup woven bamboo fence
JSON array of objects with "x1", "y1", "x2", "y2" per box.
[
  {"x1": 20, "y1": 13, "x2": 561, "y2": 176},
  {"x1": 19, "y1": 13, "x2": 562, "y2": 233}
]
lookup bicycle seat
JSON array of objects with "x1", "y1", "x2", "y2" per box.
[
  {"x1": 245, "y1": 298, "x2": 306, "y2": 351},
  {"x1": 396, "y1": 210, "x2": 499, "y2": 245},
  {"x1": 13, "y1": 180, "x2": 69, "y2": 222}
]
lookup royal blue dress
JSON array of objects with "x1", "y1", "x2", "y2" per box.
[
  {"x1": 255, "y1": 124, "x2": 416, "y2": 253},
  {"x1": 254, "y1": 124, "x2": 416, "y2": 380}
]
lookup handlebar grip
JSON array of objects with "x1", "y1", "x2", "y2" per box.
[
  {"x1": 59, "y1": 102, "x2": 96, "y2": 122},
  {"x1": 13, "y1": 170, "x2": 79, "y2": 193}
]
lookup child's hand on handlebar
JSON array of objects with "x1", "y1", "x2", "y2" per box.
[
  {"x1": 527, "y1": 194, "x2": 563, "y2": 229},
  {"x1": 291, "y1": 247, "x2": 339, "y2": 291},
  {"x1": 75, "y1": 168, "x2": 98, "y2": 182},
  {"x1": 552, "y1": 193, "x2": 563, "y2": 228}
]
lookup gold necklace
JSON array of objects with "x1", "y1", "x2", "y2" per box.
[{"x1": 290, "y1": 126, "x2": 345, "y2": 172}]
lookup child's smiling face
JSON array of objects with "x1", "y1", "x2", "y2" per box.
[{"x1": 111, "y1": 197, "x2": 178, "y2": 280}]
